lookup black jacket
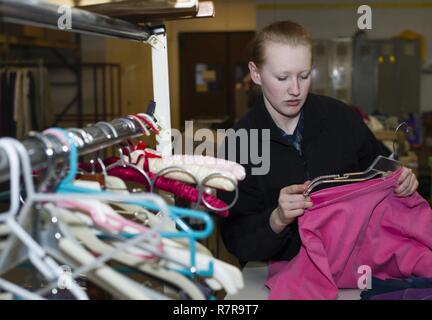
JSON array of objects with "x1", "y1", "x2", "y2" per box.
[{"x1": 218, "y1": 93, "x2": 390, "y2": 264}]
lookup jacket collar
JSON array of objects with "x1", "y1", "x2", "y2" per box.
[{"x1": 251, "y1": 93, "x2": 327, "y2": 146}]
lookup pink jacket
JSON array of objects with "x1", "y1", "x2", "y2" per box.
[{"x1": 266, "y1": 170, "x2": 432, "y2": 300}]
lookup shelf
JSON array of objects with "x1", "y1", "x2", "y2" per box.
[{"x1": 77, "y1": 0, "x2": 215, "y2": 23}]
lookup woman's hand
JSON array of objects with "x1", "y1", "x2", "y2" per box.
[
  {"x1": 270, "y1": 181, "x2": 312, "y2": 234},
  {"x1": 395, "y1": 167, "x2": 418, "y2": 197}
]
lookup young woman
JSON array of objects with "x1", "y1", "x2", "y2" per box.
[{"x1": 219, "y1": 21, "x2": 418, "y2": 265}]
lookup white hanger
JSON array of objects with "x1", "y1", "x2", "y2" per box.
[
  {"x1": 0, "y1": 278, "x2": 45, "y2": 300},
  {"x1": 110, "y1": 237, "x2": 244, "y2": 295},
  {"x1": 49, "y1": 205, "x2": 207, "y2": 300},
  {"x1": 1, "y1": 134, "x2": 225, "y2": 298},
  {"x1": 0, "y1": 138, "x2": 87, "y2": 300},
  {"x1": 0, "y1": 137, "x2": 174, "y2": 299},
  {"x1": 102, "y1": 177, "x2": 213, "y2": 255}
]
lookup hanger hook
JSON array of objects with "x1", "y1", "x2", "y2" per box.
[
  {"x1": 95, "y1": 121, "x2": 118, "y2": 139},
  {"x1": 200, "y1": 173, "x2": 239, "y2": 212},
  {"x1": 67, "y1": 128, "x2": 93, "y2": 148},
  {"x1": 97, "y1": 157, "x2": 108, "y2": 177},
  {"x1": 150, "y1": 166, "x2": 200, "y2": 202},
  {"x1": 26, "y1": 131, "x2": 57, "y2": 192},
  {"x1": 43, "y1": 128, "x2": 78, "y2": 187},
  {"x1": 136, "y1": 113, "x2": 159, "y2": 134},
  {"x1": 117, "y1": 147, "x2": 127, "y2": 167},
  {"x1": 116, "y1": 117, "x2": 135, "y2": 131},
  {"x1": 127, "y1": 115, "x2": 150, "y2": 136},
  {"x1": 87, "y1": 122, "x2": 115, "y2": 174},
  {"x1": 392, "y1": 122, "x2": 410, "y2": 160}
]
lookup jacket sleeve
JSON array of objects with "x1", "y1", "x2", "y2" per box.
[{"x1": 217, "y1": 137, "x2": 300, "y2": 264}]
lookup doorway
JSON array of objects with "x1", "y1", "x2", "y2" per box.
[{"x1": 179, "y1": 31, "x2": 255, "y2": 129}]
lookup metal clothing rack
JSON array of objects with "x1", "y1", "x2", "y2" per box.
[
  {"x1": 0, "y1": 0, "x2": 216, "y2": 181},
  {"x1": 1, "y1": 58, "x2": 122, "y2": 128},
  {"x1": 0, "y1": 0, "x2": 179, "y2": 156},
  {"x1": 0, "y1": 114, "x2": 154, "y2": 183}
]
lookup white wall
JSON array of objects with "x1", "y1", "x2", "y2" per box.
[{"x1": 256, "y1": 0, "x2": 432, "y2": 111}]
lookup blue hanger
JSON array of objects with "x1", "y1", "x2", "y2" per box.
[{"x1": 46, "y1": 128, "x2": 214, "y2": 277}]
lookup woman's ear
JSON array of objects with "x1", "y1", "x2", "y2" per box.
[{"x1": 248, "y1": 61, "x2": 262, "y2": 86}]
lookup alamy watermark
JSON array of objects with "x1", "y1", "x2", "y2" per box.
[
  {"x1": 357, "y1": 265, "x2": 372, "y2": 290},
  {"x1": 57, "y1": 5, "x2": 72, "y2": 30},
  {"x1": 169, "y1": 121, "x2": 270, "y2": 176},
  {"x1": 357, "y1": 5, "x2": 372, "y2": 30},
  {"x1": 54, "y1": 265, "x2": 73, "y2": 294}
]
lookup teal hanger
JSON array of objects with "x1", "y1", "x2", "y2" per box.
[{"x1": 45, "y1": 127, "x2": 214, "y2": 277}]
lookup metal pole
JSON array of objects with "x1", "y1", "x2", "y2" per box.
[
  {"x1": 0, "y1": 0, "x2": 152, "y2": 42},
  {"x1": 0, "y1": 116, "x2": 147, "y2": 183}
]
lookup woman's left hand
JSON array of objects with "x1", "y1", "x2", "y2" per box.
[{"x1": 395, "y1": 167, "x2": 418, "y2": 197}]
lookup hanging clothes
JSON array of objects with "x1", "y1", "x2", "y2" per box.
[
  {"x1": 0, "y1": 71, "x2": 6, "y2": 136},
  {"x1": 1, "y1": 71, "x2": 17, "y2": 137},
  {"x1": 0, "y1": 66, "x2": 51, "y2": 138},
  {"x1": 34, "y1": 67, "x2": 54, "y2": 131},
  {"x1": 266, "y1": 169, "x2": 432, "y2": 300},
  {"x1": 28, "y1": 71, "x2": 39, "y2": 131}
]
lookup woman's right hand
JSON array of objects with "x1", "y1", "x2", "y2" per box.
[{"x1": 270, "y1": 181, "x2": 313, "y2": 234}]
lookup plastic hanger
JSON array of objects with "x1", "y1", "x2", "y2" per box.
[
  {"x1": 58, "y1": 238, "x2": 160, "y2": 300},
  {"x1": 43, "y1": 127, "x2": 215, "y2": 277},
  {"x1": 87, "y1": 120, "x2": 236, "y2": 213},
  {"x1": 136, "y1": 113, "x2": 160, "y2": 134},
  {"x1": 76, "y1": 198, "x2": 224, "y2": 293},
  {"x1": 0, "y1": 138, "x2": 88, "y2": 300},
  {"x1": 0, "y1": 137, "x2": 169, "y2": 299},
  {"x1": 56, "y1": 197, "x2": 164, "y2": 260},
  {"x1": 106, "y1": 147, "x2": 152, "y2": 190},
  {"x1": 112, "y1": 238, "x2": 244, "y2": 295},
  {"x1": 0, "y1": 278, "x2": 45, "y2": 300},
  {"x1": 35, "y1": 201, "x2": 171, "y2": 300},
  {"x1": 100, "y1": 117, "x2": 154, "y2": 189},
  {"x1": 49, "y1": 205, "x2": 207, "y2": 300},
  {"x1": 24, "y1": 126, "x2": 215, "y2": 284}
]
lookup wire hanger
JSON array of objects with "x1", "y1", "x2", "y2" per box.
[
  {"x1": 102, "y1": 117, "x2": 153, "y2": 189},
  {"x1": 391, "y1": 122, "x2": 411, "y2": 160},
  {"x1": 304, "y1": 122, "x2": 406, "y2": 196}
]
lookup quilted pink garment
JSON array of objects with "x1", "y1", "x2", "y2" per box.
[{"x1": 266, "y1": 169, "x2": 432, "y2": 300}]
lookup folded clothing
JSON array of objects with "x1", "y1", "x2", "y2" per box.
[
  {"x1": 361, "y1": 277, "x2": 432, "y2": 300},
  {"x1": 370, "y1": 288, "x2": 432, "y2": 300}
]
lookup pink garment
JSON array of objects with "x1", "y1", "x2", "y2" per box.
[
  {"x1": 107, "y1": 166, "x2": 230, "y2": 217},
  {"x1": 267, "y1": 169, "x2": 432, "y2": 300},
  {"x1": 78, "y1": 158, "x2": 230, "y2": 217}
]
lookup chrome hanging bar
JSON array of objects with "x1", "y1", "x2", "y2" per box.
[
  {"x1": 0, "y1": 115, "x2": 153, "y2": 183},
  {"x1": 0, "y1": 0, "x2": 152, "y2": 42}
]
